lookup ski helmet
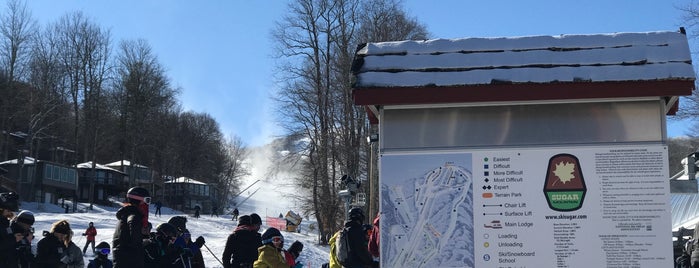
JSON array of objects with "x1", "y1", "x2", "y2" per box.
[
  {"x1": 16, "y1": 210, "x2": 34, "y2": 225},
  {"x1": 156, "y1": 222, "x2": 178, "y2": 238},
  {"x1": 126, "y1": 187, "x2": 150, "y2": 204},
  {"x1": 168, "y1": 216, "x2": 187, "y2": 232},
  {"x1": 349, "y1": 207, "x2": 364, "y2": 221},
  {"x1": 0, "y1": 191, "x2": 19, "y2": 211}
]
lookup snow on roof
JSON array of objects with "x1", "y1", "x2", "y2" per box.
[
  {"x1": 165, "y1": 176, "x2": 207, "y2": 185},
  {"x1": 353, "y1": 31, "x2": 694, "y2": 88},
  {"x1": 104, "y1": 160, "x2": 149, "y2": 169},
  {"x1": 0, "y1": 157, "x2": 37, "y2": 165},
  {"x1": 76, "y1": 161, "x2": 126, "y2": 174}
]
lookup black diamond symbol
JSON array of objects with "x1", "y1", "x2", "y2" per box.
[
  {"x1": 484, "y1": 178, "x2": 489, "y2": 182},
  {"x1": 482, "y1": 185, "x2": 487, "y2": 190}
]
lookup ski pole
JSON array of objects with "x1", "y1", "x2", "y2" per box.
[{"x1": 203, "y1": 243, "x2": 224, "y2": 265}]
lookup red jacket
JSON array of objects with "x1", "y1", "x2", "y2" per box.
[
  {"x1": 84, "y1": 226, "x2": 97, "y2": 241},
  {"x1": 368, "y1": 214, "x2": 380, "y2": 258}
]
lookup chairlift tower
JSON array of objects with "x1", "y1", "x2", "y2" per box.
[{"x1": 338, "y1": 175, "x2": 365, "y2": 220}]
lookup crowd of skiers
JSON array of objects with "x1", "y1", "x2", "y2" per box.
[
  {"x1": 0, "y1": 187, "x2": 387, "y2": 268},
  {"x1": 0, "y1": 187, "x2": 312, "y2": 268}
]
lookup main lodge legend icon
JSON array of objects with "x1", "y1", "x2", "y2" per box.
[{"x1": 543, "y1": 154, "x2": 587, "y2": 211}]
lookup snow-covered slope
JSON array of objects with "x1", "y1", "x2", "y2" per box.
[{"x1": 22, "y1": 177, "x2": 329, "y2": 267}]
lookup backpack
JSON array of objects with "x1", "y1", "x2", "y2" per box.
[{"x1": 335, "y1": 227, "x2": 350, "y2": 266}]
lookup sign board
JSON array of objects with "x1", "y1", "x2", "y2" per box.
[{"x1": 380, "y1": 145, "x2": 671, "y2": 268}]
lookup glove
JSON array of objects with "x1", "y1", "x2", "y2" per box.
[
  {"x1": 294, "y1": 262, "x2": 303, "y2": 268},
  {"x1": 195, "y1": 236, "x2": 205, "y2": 247},
  {"x1": 82, "y1": 233, "x2": 86, "y2": 236}
]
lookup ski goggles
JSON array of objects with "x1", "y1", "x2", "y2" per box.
[
  {"x1": 126, "y1": 194, "x2": 151, "y2": 204},
  {"x1": 98, "y1": 248, "x2": 110, "y2": 255}
]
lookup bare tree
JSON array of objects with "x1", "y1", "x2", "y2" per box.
[
  {"x1": 674, "y1": 3, "x2": 699, "y2": 129},
  {"x1": 272, "y1": 0, "x2": 430, "y2": 244},
  {"x1": 113, "y1": 38, "x2": 178, "y2": 188},
  {"x1": 0, "y1": 0, "x2": 36, "y2": 160},
  {"x1": 218, "y1": 134, "x2": 249, "y2": 208}
]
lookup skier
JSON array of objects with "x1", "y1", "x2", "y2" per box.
[
  {"x1": 0, "y1": 191, "x2": 19, "y2": 267},
  {"x1": 10, "y1": 209, "x2": 35, "y2": 267},
  {"x1": 283, "y1": 240, "x2": 304, "y2": 268},
  {"x1": 253, "y1": 227, "x2": 287, "y2": 268},
  {"x1": 222, "y1": 215, "x2": 262, "y2": 268},
  {"x1": 144, "y1": 222, "x2": 187, "y2": 267},
  {"x1": 343, "y1": 208, "x2": 375, "y2": 268},
  {"x1": 88, "y1": 241, "x2": 114, "y2": 268},
  {"x1": 232, "y1": 208, "x2": 239, "y2": 221},
  {"x1": 113, "y1": 187, "x2": 150, "y2": 268},
  {"x1": 62, "y1": 230, "x2": 85, "y2": 268},
  {"x1": 36, "y1": 219, "x2": 71, "y2": 267},
  {"x1": 83, "y1": 222, "x2": 97, "y2": 254}
]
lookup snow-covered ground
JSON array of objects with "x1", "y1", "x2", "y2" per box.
[{"x1": 19, "y1": 177, "x2": 330, "y2": 267}]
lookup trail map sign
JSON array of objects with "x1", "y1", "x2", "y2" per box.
[{"x1": 380, "y1": 145, "x2": 671, "y2": 268}]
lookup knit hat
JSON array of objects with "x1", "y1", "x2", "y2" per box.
[
  {"x1": 50, "y1": 220, "x2": 71, "y2": 235},
  {"x1": 250, "y1": 213, "x2": 262, "y2": 225},
  {"x1": 238, "y1": 215, "x2": 252, "y2": 226},
  {"x1": 16, "y1": 210, "x2": 34, "y2": 225},
  {"x1": 261, "y1": 227, "x2": 282, "y2": 244}
]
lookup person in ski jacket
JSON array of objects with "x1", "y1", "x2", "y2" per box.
[
  {"x1": 232, "y1": 208, "x2": 239, "y2": 221},
  {"x1": 368, "y1": 213, "x2": 380, "y2": 262},
  {"x1": 88, "y1": 241, "x2": 114, "y2": 268},
  {"x1": 182, "y1": 229, "x2": 206, "y2": 268},
  {"x1": 343, "y1": 208, "x2": 374, "y2": 268},
  {"x1": 222, "y1": 215, "x2": 263, "y2": 268},
  {"x1": 36, "y1": 219, "x2": 70, "y2": 268},
  {"x1": 0, "y1": 191, "x2": 19, "y2": 268},
  {"x1": 168, "y1": 216, "x2": 206, "y2": 268},
  {"x1": 83, "y1": 221, "x2": 97, "y2": 254},
  {"x1": 283, "y1": 240, "x2": 303, "y2": 268},
  {"x1": 113, "y1": 187, "x2": 150, "y2": 268},
  {"x1": 326, "y1": 230, "x2": 342, "y2": 268},
  {"x1": 9, "y1": 209, "x2": 35, "y2": 268},
  {"x1": 62, "y1": 230, "x2": 85, "y2": 268},
  {"x1": 253, "y1": 227, "x2": 287, "y2": 268},
  {"x1": 144, "y1": 222, "x2": 188, "y2": 267}
]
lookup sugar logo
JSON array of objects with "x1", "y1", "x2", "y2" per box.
[{"x1": 543, "y1": 154, "x2": 586, "y2": 211}]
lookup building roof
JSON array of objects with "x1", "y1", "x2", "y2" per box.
[
  {"x1": 351, "y1": 31, "x2": 695, "y2": 113},
  {"x1": 0, "y1": 157, "x2": 37, "y2": 165},
  {"x1": 104, "y1": 160, "x2": 149, "y2": 169},
  {"x1": 165, "y1": 176, "x2": 207, "y2": 185},
  {"x1": 76, "y1": 161, "x2": 126, "y2": 175}
]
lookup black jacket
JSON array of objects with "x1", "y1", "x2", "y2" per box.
[
  {"x1": 221, "y1": 226, "x2": 262, "y2": 268},
  {"x1": 10, "y1": 221, "x2": 35, "y2": 268},
  {"x1": 35, "y1": 233, "x2": 66, "y2": 268},
  {"x1": 0, "y1": 216, "x2": 15, "y2": 268},
  {"x1": 344, "y1": 220, "x2": 374, "y2": 267},
  {"x1": 113, "y1": 204, "x2": 145, "y2": 268},
  {"x1": 144, "y1": 236, "x2": 188, "y2": 268}
]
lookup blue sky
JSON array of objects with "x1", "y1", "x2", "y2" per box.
[{"x1": 11, "y1": 0, "x2": 695, "y2": 146}]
